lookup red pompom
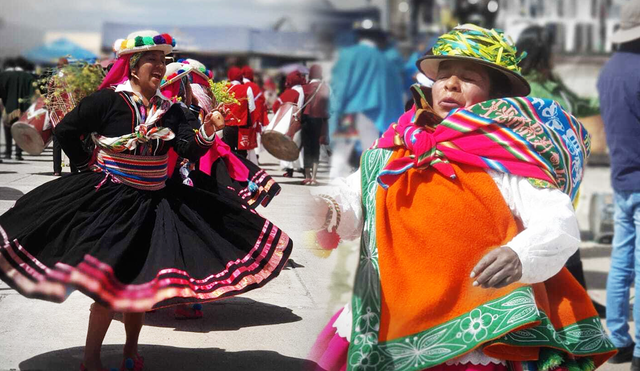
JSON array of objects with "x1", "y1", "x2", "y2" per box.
[
  {"x1": 316, "y1": 229, "x2": 340, "y2": 250},
  {"x1": 162, "y1": 33, "x2": 173, "y2": 46}
]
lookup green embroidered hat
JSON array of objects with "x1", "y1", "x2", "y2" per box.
[{"x1": 417, "y1": 24, "x2": 530, "y2": 97}]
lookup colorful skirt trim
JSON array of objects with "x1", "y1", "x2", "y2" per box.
[{"x1": 0, "y1": 171, "x2": 292, "y2": 312}]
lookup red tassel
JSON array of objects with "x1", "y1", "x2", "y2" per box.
[{"x1": 316, "y1": 229, "x2": 340, "y2": 250}]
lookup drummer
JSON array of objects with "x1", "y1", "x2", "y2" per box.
[
  {"x1": 0, "y1": 57, "x2": 35, "y2": 161},
  {"x1": 242, "y1": 66, "x2": 268, "y2": 164},
  {"x1": 222, "y1": 66, "x2": 255, "y2": 158},
  {"x1": 272, "y1": 70, "x2": 306, "y2": 178}
]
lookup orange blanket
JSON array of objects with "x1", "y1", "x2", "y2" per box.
[{"x1": 346, "y1": 148, "x2": 615, "y2": 371}]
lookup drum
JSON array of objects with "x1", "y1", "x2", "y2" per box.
[
  {"x1": 261, "y1": 102, "x2": 301, "y2": 161},
  {"x1": 11, "y1": 97, "x2": 53, "y2": 155}
]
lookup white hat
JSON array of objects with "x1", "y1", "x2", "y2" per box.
[
  {"x1": 181, "y1": 58, "x2": 213, "y2": 81},
  {"x1": 161, "y1": 62, "x2": 193, "y2": 88},
  {"x1": 112, "y1": 30, "x2": 175, "y2": 57},
  {"x1": 611, "y1": 0, "x2": 640, "y2": 44}
]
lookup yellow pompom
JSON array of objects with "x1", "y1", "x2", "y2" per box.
[
  {"x1": 126, "y1": 39, "x2": 135, "y2": 49},
  {"x1": 113, "y1": 38, "x2": 125, "y2": 52},
  {"x1": 302, "y1": 230, "x2": 334, "y2": 258}
]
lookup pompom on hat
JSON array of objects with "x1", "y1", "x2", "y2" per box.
[
  {"x1": 112, "y1": 30, "x2": 176, "y2": 57},
  {"x1": 160, "y1": 62, "x2": 193, "y2": 88},
  {"x1": 178, "y1": 58, "x2": 214, "y2": 81},
  {"x1": 417, "y1": 24, "x2": 530, "y2": 97}
]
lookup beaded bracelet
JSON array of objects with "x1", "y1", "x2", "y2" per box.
[{"x1": 317, "y1": 194, "x2": 341, "y2": 233}]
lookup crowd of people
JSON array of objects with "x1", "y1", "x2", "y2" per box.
[{"x1": 0, "y1": 1, "x2": 639, "y2": 370}]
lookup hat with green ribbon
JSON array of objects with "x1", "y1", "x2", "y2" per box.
[{"x1": 417, "y1": 24, "x2": 530, "y2": 97}]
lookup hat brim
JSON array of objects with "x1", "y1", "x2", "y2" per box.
[
  {"x1": 191, "y1": 69, "x2": 210, "y2": 81},
  {"x1": 610, "y1": 25, "x2": 640, "y2": 44},
  {"x1": 117, "y1": 44, "x2": 173, "y2": 57},
  {"x1": 161, "y1": 66, "x2": 193, "y2": 88},
  {"x1": 416, "y1": 54, "x2": 531, "y2": 97}
]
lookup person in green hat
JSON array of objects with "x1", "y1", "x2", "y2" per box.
[{"x1": 307, "y1": 24, "x2": 615, "y2": 371}]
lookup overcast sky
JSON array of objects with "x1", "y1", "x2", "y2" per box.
[
  {"x1": 0, "y1": 0, "x2": 376, "y2": 58},
  {"x1": 0, "y1": 0, "x2": 367, "y2": 31}
]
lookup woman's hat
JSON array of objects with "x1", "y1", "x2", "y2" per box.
[
  {"x1": 611, "y1": 0, "x2": 640, "y2": 44},
  {"x1": 113, "y1": 30, "x2": 176, "y2": 57},
  {"x1": 179, "y1": 58, "x2": 213, "y2": 81},
  {"x1": 417, "y1": 24, "x2": 530, "y2": 97},
  {"x1": 161, "y1": 62, "x2": 193, "y2": 88}
]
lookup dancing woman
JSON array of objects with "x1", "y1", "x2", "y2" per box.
[{"x1": 0, "y1": 30, "x2": 292, "y2": 371}]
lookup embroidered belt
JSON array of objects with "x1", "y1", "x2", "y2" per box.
[{"x1": 95, "y1": 150, "x2": 168, "y2": 191}]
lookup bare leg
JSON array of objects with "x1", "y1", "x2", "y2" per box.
[
  {"x1": 122, "y1": 312, "x2": 145, "y2": 359},
  {"x1": 304, "y1": 167, "x2": 312, "y2": 181},
  {"x1": 83, "y1": 303, "x2": 114, "y2": 370},
  {"x1": 311, "y1": 163, "x2": 318, "y2": 182}
]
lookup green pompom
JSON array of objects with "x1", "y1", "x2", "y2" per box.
[
  {"x1": 577, "y1": 357, "x2": 595, "y2": 371},
  {"x1": 134, "y1": 36, "x2": 144, "y2": 47},
  {"x1": 565, "y1": 359, "x2": 581, "y2": 371},
  {"x1": 142, "y1": 36, "x2": 154, "y2": 46},
  {"x1": 537, "y1": 348, "x2": 564, "y2": 371}
]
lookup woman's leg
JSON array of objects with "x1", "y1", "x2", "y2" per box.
[
  {"x1": 83, "y1": 303, "x2": 114, "y2": 370},
  {"x1": 122, "y1": 312, "x2": 145, "y2": 359}
]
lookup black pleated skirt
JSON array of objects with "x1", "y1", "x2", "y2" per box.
[{"x1": 0, "y1": 171, "x2": 292, "y2": 312}]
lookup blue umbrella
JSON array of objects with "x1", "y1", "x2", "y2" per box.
[{"x1": 24, "y1": 38, "x2": 97, "y2": 64}]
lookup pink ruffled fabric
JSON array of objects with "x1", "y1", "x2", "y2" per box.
[
  {"x1": 190, "y1": 83, "x2": 213, "y2": 114},
  {"x1": 160, "y1": 82, "x2": 181, "y2": 102},
  {"x1": 308, "y1": 309, "x2": 349, "y2": 371},
  {"x1": 198, "y1": 140, "x2": 249, "y2": 180},
  {"x1": 308, "y1": 308, "x2": 509, "y2": 371},
  {"x1": 98, "y1": 54, "x2": 133, "y2": 90}
]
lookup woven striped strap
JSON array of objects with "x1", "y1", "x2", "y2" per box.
[{"x1": 95, "y1": 150, "x2": 169, "y2": 191}]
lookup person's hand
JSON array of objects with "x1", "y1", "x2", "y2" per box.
[
  {"x1": 471, "y1": 246, "x2": 522, "y2": 289},
  {"x1": 203, "y1": 111, "x2": 225, "y2": 136}
]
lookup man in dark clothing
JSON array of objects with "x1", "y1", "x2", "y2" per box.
[
  {"x1": 0, "y1": 57, "x2": 35, "y2": 160},
  {"x1": 300, "y1": 64, "x2": 330, "y2": 185},
  {"x1": 597, "y1": 0, "x2": 640, "y2": 366}
]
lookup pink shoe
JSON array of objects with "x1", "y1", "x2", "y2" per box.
[
  {"x1": 120, "y1": 354, "x2": 144, "y2": 371},
  {"x1": 174, "y1": 303, "x2": 203, "y2": 320}
]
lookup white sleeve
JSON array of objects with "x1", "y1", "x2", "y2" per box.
[
  {"x1": 198, "y1": 124, "x2": 217, "y2": 142},
  {"x1": 246, "y1": 86, "x2": 256, "y2": 113},
  {"x1": 488, "y1": 170, "x2": 580, "y2": 284},
  {"x1": 311, "y1": 169, "x2": 363, "y2": 241}
]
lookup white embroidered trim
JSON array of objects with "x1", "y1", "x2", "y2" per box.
[
  {"x1": 445, "y1": 349, "x2": 506, "y2": 366},
  {"x1": 332, "y1": 303, "x2": 352, "y2": 341}
]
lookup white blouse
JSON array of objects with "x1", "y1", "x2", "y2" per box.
[{"x1": 312, "y1": 167, "x2": 581, "y2": 365}]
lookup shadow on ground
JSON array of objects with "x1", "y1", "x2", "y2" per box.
[
  {"x1": 114, "y1": 297, "x2": 302, "y2": 333},
  {"x1": 0, "y1": 187, "x2": 24, "y2": 200},
  {"x1": 19, "y1": 344, "x2": 317, "y2": 371}
]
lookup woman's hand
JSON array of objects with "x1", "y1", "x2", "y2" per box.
[
  {"x1": 471, "y1": 246, "x2": 522, "y2": 289},
  {"x1": 203, "y1": 110, "x2": 226, "y2": 137}
]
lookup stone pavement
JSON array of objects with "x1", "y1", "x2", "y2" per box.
[
  {"x1": 0, "y1": 145, "x2": 346, "y2": 371},
  {"x1": 0, "y1": 143, "x2": 632, "y2": 371}
]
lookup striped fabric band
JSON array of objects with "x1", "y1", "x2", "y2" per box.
[
  {"x1": 96, "y1": 150, "x2": 169, "y2": 191},
  {"x1": 374, "y1": 85, "x2": 590, "y2": 204}
]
